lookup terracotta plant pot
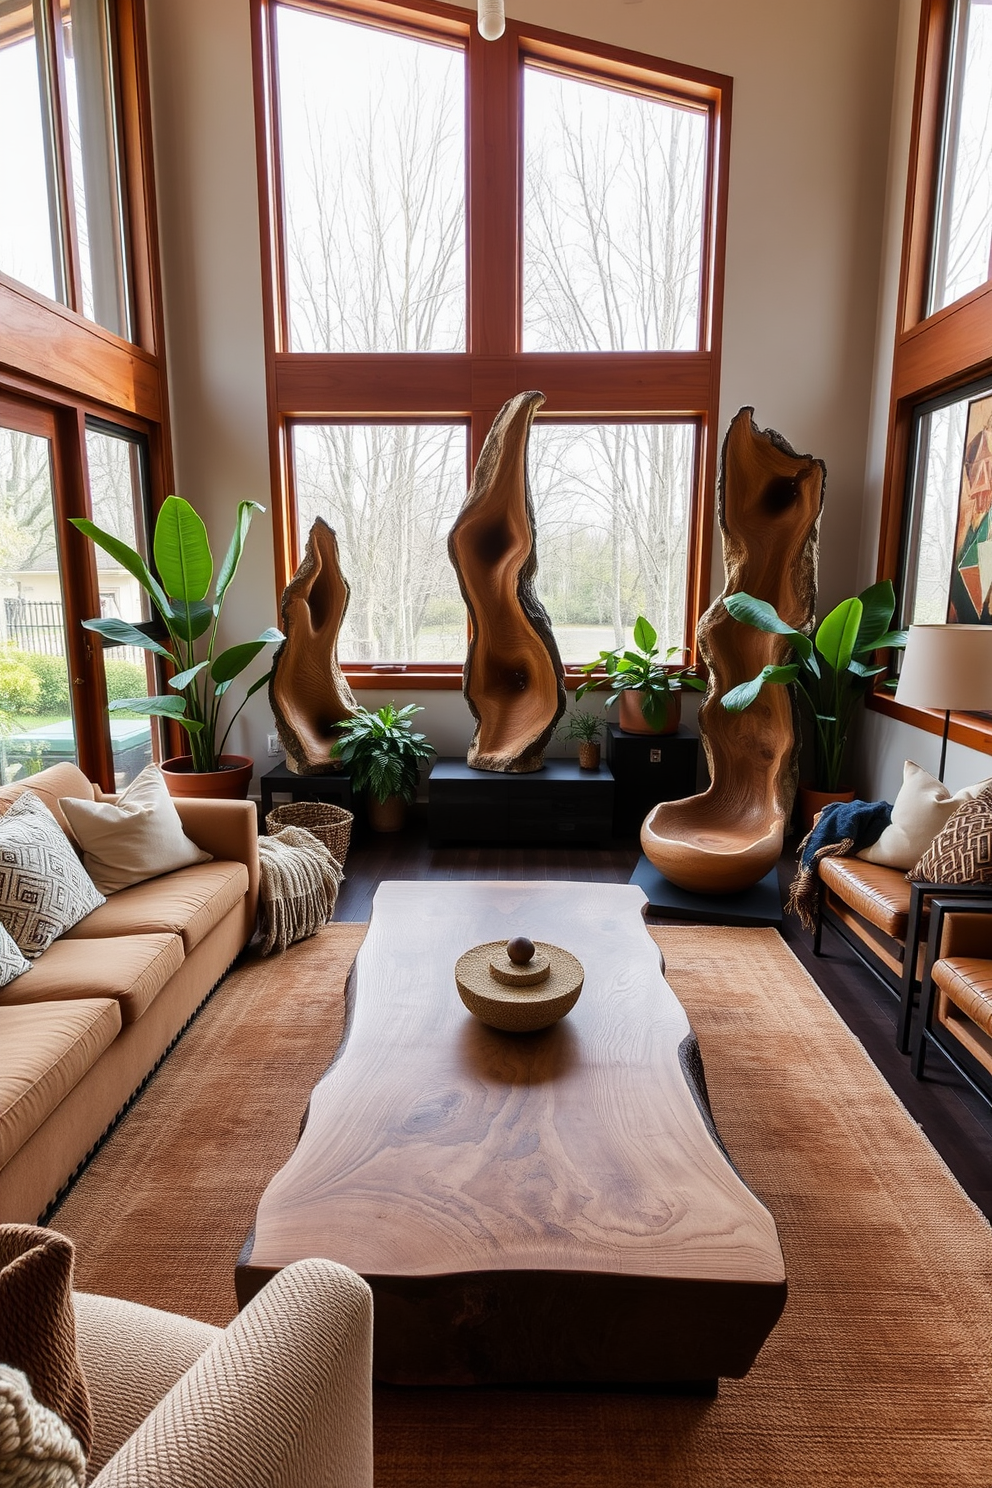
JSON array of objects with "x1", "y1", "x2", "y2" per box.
[
  {"x1": 160, "y1": 754, "x2": 254, "y2": 800},
  {"x1": 797, "y1": 784, "x2": 855, "y2": 834},
  {"x1": 618, "y1": 689, "x2": 680, "y2": 736},
  {"x1": 577, "y1": 741, "x2": 601, "y2": 771},
  {"x1": 367, "y1": 794, "x2": 407, "y2": 833}
]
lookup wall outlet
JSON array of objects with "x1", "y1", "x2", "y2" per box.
[{"x1": 266, "y1": 733, "x2": 281, "y2": 757}]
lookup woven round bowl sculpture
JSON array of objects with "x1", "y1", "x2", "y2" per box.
[{"x1": 454, "y1": 936, "x2": 584, "y2": 1032}]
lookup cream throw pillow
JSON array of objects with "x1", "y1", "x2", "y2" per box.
[
  {"x1": 59, "y1": 765, "x2": 211, "y2": 894},
  {"x1": 0, "y1": 1366, "x2": 85, "y2": 1488},
  {"x1": 857, "y1": 760, "x2": 992, "y2": 871}
]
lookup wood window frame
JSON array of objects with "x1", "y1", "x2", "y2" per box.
[
  {"x1": 873, "y1": 0, "x2": 992, "y2": 756},
  {"x1": 252, "y1": 0, "x2": 732, "y2": 689},
  {"x1": 0, "y1": 0, "x2": 173, "y2": 790}
]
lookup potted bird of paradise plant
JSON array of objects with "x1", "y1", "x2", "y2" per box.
[{"x1": 71, "y1": 496, "x2": 283, "y2": 797}]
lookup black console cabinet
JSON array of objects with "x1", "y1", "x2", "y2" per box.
[
  {"x1": 605, "y1": 724, "x2": 699, "y2": 837},
  {"x1": 428, "y1": 758, "x2": 614, "y2": 846}
]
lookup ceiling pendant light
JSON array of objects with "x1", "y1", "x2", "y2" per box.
[{"x1": 478, "y1": 0, "x2": 505, "y2": 41}]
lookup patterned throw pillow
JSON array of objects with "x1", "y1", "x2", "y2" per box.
[
  {"x1": 0, "y1": 793, "x2": 104, "y2": 957},
  {"x1": 0, "y1": 921, "x2": 29, "y2": 987},
  {"x1": 910, "y1": 787, "x2": 992, "y2": 884}
]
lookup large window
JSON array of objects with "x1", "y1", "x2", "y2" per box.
[
  {"x1": 255, "y1": 0, "x2": 731, "y2": 684},
  {"x1": 0, "y1": 0, "x2": 172, "y2": 792},
  {"x1": 878, "y1": 0, "x2": 992, "y2": 754}
]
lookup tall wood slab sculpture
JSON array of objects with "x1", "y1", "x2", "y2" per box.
[
  {"x1": 641, "y1": 409, "x2": 825, "y2": 893},
  {"x1": 448, "y1": 391, "x2": 566, "y2": 773},
  {"x1": 269, "y1": 518, "x2": 357, "y2": 774}
]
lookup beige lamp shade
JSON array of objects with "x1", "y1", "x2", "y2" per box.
[{"x1": 895, "y1": 624, "x2": 992, "y2": 712}]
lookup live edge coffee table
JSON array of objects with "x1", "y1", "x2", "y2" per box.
[{"x1": 237, "y1": 881, "x2": 786, "y2": 1389}]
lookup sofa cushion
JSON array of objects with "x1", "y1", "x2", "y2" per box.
[
  {"x1": 58, "y1": 766, "x2": 211, "y2": 895},
  {"x1": 0, "y1": 763, "x2": 96, "y2": 841},
  {"x1": 0, "y1": 921, "x2": 30, "y2": 987},
  {"x1": 0, "y1": 934, "x2": 185, "y2": 1025},
  {"x1": 0, "y1": 1224, "x2": 92, "y2": 1459},
  {"x1": 818, "y1": 856, "x2": 914, "y2": 939},
  {"x1": 857, "y1": 761, "x2": 992, "y2": 871},
  {"x1": 0, "y1": 1000, "x2": 121, "y2": 1169},
  {"x1": 0, "y1": 794, "x2": 105, "y2": 958},
  {"x1": 62, "y1": 861, "x2": 249, "y2": 954}
]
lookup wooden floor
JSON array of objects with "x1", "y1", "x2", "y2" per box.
[{"x1": 335, "y1": 810, "x2": 992, "y2": 1223}]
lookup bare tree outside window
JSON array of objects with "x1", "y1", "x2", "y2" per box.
[
  {"x1": 275, "y1": 7, "x2": 465, "y2": 353},
  {"x1": 930, "y1": 0, "x2": 992, "y2": 313}
]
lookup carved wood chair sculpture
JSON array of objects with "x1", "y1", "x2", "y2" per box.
[
  {"x1": 269, "y1": 518, "x2": 357, "y2": 774},
  {"x1": 448, "y1": 391, "x2": 566, "y2": 773},
  {"x1": 641, "y1": 408, "x2": 825, "y2": 894}
]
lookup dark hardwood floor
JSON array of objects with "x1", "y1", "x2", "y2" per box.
[{"x1": 335, "y1": 809, "x2": 992, "y2": 1223}]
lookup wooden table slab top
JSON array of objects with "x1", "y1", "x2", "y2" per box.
[{"x1": 238, "y1": 880, "x2": 786, "y2": 1385}]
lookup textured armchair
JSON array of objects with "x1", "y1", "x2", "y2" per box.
[{"x1": 76, "y1": 1259, "x2": 373, "y2": 1488}]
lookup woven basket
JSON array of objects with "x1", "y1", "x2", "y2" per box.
[{"x1": 265, "y1": 800, "x2": 353, "y2": 866}]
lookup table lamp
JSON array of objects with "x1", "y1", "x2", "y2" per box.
[{"x1": 894, "y1": 624, "x2": 992, "y2": 780}]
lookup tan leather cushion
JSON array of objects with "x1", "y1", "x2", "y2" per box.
[
  {"x1": 0, "y1": 935, "x2": 184, "y2": 1025},
  {"x1": 62, "y1": 861, "x2": 249, "y2": 954},
  {"x1": 0, "y1": 1000, "x2": 121, "y2": 1168},
  {"x1": 934, "y1": 957, "x2": 992, "y2": 1039},
  {"x1": 0, "y1": 764, "x2": 96, "y2": 841},
  {"x1": 818, "y1": 856, "x2": 914, "y2": 939},
  {"x1": 0, "y1": 1225, "x2": 92, "y2": 1457}
]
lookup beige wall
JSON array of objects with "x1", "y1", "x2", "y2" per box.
[{"x1": 145, "y1": 0, "x2": 907, "y2": 778}]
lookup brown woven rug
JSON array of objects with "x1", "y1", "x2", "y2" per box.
[{"x1": 51, "y1": 924, "x2": 992, "y2": 1486}]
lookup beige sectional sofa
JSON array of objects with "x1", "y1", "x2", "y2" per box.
[{"x1": 0, "y1": 762, "x2": 259, "y2": 1224}]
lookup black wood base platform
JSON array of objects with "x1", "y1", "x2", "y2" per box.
[
  {"x1": 429, "y1": 758, "x2": 614, "y2": 846},
  {"x1": 630, "y1": 855, "x2": 783, "y2": 926}
]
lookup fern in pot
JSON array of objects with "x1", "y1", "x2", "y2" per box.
[{"x1": 330, "y1": 704, "x2": 435, "y2": 832}]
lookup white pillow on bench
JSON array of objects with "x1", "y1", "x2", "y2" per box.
[{"x1": 856, "y1": 760, "x2": 992, "y2": 872}]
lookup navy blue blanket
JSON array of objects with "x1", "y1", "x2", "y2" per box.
[{"x1": 789, "y1": 796, "x2": 893, "y2": 930}]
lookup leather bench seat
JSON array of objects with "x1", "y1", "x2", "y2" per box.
[
  {"x1": 817, "y1": 857, "x2": 926, "y2": 940},
  {"x1": 0, "y1": 999, "x2": 121, "y2": 1168},
  {"x1": 934, "y1": 958, "x2": 992, "y2": 1039},
  {"x1": 0, "y1": 934, "x2": 185, "y2": 1025},
  {"x1": 63, "y1": 861, "x2": 250, "y2": 954}
]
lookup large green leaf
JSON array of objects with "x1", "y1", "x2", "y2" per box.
[
  {"x1": 815, "y1": 598, "x2": 863, "y2": 673},
  {"x1": 723, "y1": 592, "x2": 814, "y2": 665},
  {"x1": 852, "y1": 580, "x2": 896, "y2": 651},
  {"x1": 82, "y1": 617, "x2": 173, "y2": 661},
  {"x1": 214, "y1": 501, "x2": 264, "y2": 604},
  {"x1": 70, "y1": 518, "x2": 170, "y2": 616},
  {"x1": 153, "y1": 496, "x2": 213, "y2": 602},
  {"x1": 210, "y1": 629, "x2": 282, "y2": 684},
  {"x1": 632, "y1": 616, "x2": 657, "y2": 653},
  {"x1": 721, "y1": 664, "x2": 799, "y2": 712},
  {"x1": 168, "y1": 662, "x2": 209, "y2": 692},
  {"x1": 108, "y1": 694, "x2": 192, "y2": 720},
  {"x1": 165, "y1": 599, "x2": 214, "y2": 645}
]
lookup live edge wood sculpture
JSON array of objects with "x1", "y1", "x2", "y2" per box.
[
  {"x1": 268, "y1": 519, "x2": 357, "y2": 774},
  {"x1": 448, "y1": 391, "x2": 566, "y2": 772},
  {"x1": 642, "y1": 408, "x2": 825, "y2": 894}
]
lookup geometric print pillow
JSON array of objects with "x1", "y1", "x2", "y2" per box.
[
  {"x1": 0, "y1": 792, "x2": 104, "y2": 957},
  {"x1": 910, "y1": 786, "x2": 992, "y2": 885},
  {"x1": 0, "y1": 920, "x2": 30, "y2": 986}
]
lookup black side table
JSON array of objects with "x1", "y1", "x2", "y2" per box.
[
  {"x1": 605, "y1": 723, "x2": 699, "y2": 837},
  {"x1": 259, "y1": 761, "x2": 353, "y2": 824}
]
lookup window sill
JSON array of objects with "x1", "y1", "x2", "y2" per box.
[
  {"x1": 868, "y1": 688, "x2": 992, "y2": 757},
  {"x1": 342, "y1": 665, "x2": 602, "y2": 692}
]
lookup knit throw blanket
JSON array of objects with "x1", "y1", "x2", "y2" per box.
[
  {"x1": 787, "y1": 797, "x2": 892, "y2": 932},
  {"x1": 256, "y1": 825, "x2": 345, "y2": 956}
]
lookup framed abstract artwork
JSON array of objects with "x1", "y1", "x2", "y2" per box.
[{"x1": 948, "y1": 391, "x2": 992, "y2": 624}]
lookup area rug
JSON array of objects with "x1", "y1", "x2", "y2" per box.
[{"x1": 50, "y1": 924, "x2": 992, "y2": 1486}]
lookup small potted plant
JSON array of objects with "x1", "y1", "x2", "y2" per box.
[
  {"x1": 576, "y1": 616, "x2": 704, "y2": 735},
  {"x1": 71, "y1": 496, "x2": 283, "y2": 798},
  {"x1": 562, "y1": 709, "x2": 603, "y2": 769},
  {"x1": 330, "y1": 703, "x2": 435, "y2": 832},
  {"x1": 720, "y1": 579, "x2": 907, "y2": 826}
]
